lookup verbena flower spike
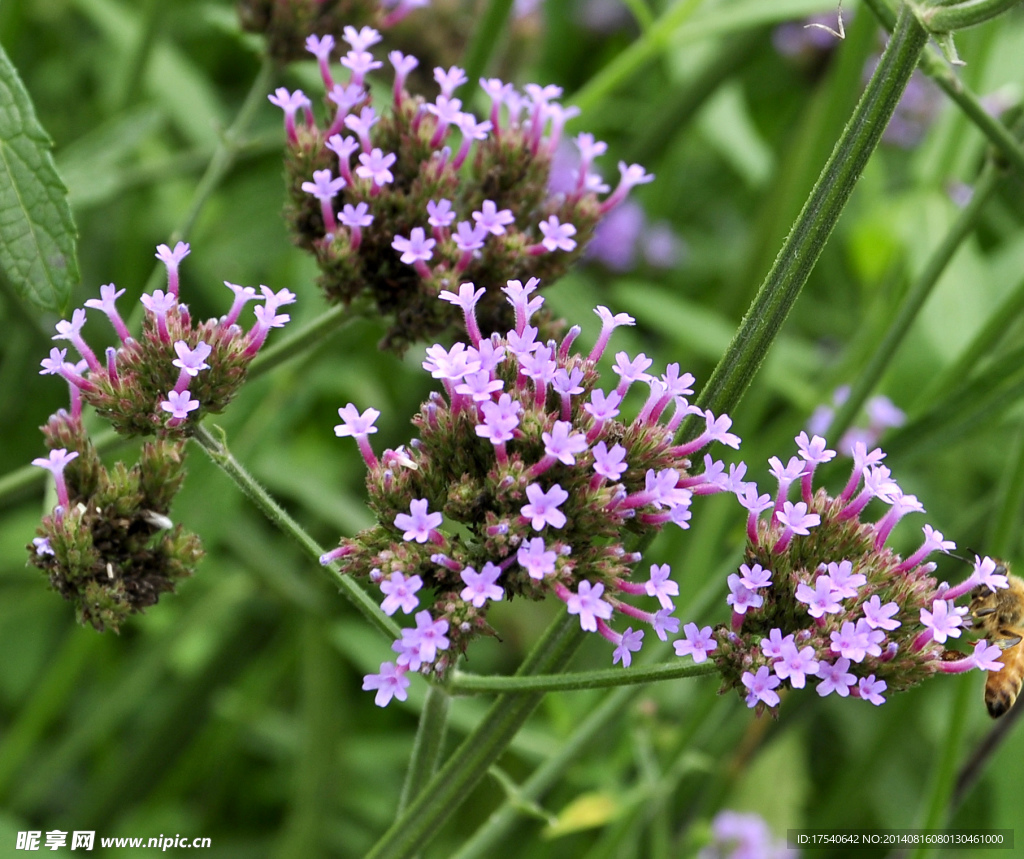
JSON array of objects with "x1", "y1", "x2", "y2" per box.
[
  {"x1": 322, "y1": 279, "x2": 738, "y2": 704},
  {"x1": 28, "y1": 243, "x2": 292, "y2": 630},
  {"x1": 40, "y1": 243, "x2": 295, "y2": 437},
  {"x1": 688, "y1": 432, "x2": 1006, "y2": 714},
  {"x1": 271, "y1": 27, "x2": 653, "y2": 351}
]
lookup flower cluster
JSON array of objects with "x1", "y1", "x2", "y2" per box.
[
  {"x1": 322, "y1": 278, "x2": 739, "y2": 705},
  {"x1": 39, "y1": 242, "x2": 294, "y2": 437},
  {"x1": 270, "y1": 26, "x2": 652, "y2": 351},
  {"x1": 697, "y1": 809, "x2": 790, "y2": 859},
  {"x1": 674, "y1": 432, "x2": 1006, "y2": 713},
  {"x1": 238, "y1": 0, "x2": 429, "y2": 63},
  {"x1": 28, "y1": 414, "x2": 202, "y2": 632}
]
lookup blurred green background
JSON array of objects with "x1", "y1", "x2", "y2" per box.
[{"x1": 3, "y1": 0, "x2": 1024, "y2": 856}]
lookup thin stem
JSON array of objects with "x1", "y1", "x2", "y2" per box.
[
  {"x1": 190, "y1": 423, "x2": 399, "y2": 641},
  {"x1": 863, "y1": 0, "x2": 1024, "y2": 179},
  {"x1": 826, "y1": 162, "x2": 1001, "y2": 442},
  {"x1": 365, "y1": 612, "x2": 586, "y2": 859},
  {"x1": 449, "y1": 659, "x2": 718, "y2": 695},
  {"x1": 688, "y1": 6, "x2": 930, "y2": 432},
  {"x1": 922, "y1": 0, "x2": 1023, "y2": 32},
  {"x1": 570, "y1": 0, "x2": 704, "y2": 115},
  {"x1": 398, "y1": 683, "x2": 451, "y2": 816},
  {"x1": 248, "y1": 300, "x2": 367, "y2": 380}
]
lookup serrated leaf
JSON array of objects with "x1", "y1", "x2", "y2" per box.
[{"x1": 0, "y1": 43, "x2": 78, "y2": 313}]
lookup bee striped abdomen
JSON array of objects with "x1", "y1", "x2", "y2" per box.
[{"x1": 985, "y1": 641, "x2": 1024, "y2": 718}]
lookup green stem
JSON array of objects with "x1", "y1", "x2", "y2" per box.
[
  {"x1": 398, "y1": 683, "x2": 451, "y2": 815},
  {"x1": 461, "y1": 0, "x2": 515, "y2": 87},
  {"x1": 921, "y1": 0, "x2": 1023, "y2": 32},
  {"x1": 909, "y1": 672, "x2": 972, "y2": 859},
  {"x1": 248, "y1": 300, "x2": 366, "y2": 380},
  {"x1": 919, "y1": 275, "x2": 1024, "y2": 408},
  {"x1": 365, "y1": 613, "x2": 586, "y2": 859},
  {"x1": 863, "y1": 0, "x2": 1024, "y2": 179},
  {"x1": 450, "y1": 686, "x2": 635, "y2": 859},
  {"x1": 691, "y1": 5, "x2": 929, "y2": 428},
  {"x1": 570, "y1": 0, "x2": 704, "y2": 115},
  {"x1": 826, "y1": 162, "x2": 1001, "y2": 442},
  {"x1": 190, "y1": 423, "x2": 399, "y2": 641},
  {"x1": 450, "y1": 659, "x2": 718, "y2": 695}
]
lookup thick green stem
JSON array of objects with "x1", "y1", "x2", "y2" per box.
[
  {"x1": 451, "y1": 686, "x2": 636, "y2": 859},
  {"x1": 190, "y1": 423, "x2": 399, "y2": 641},
  {"x1": 691, "y1": 6, "x2": 929, "y2": 428},
  {"x1": 365, "y1": 613, "x2": 586, "y2": 859},
  {"x1": 827, "y1": 162, "x2": 1001, "y2": 441},
  {"x1": 450, "y1": 659, "x2": 718, "y2": 694},
  {"x1": 398, "y1": 683, "x2": 451, "y2": 815}
]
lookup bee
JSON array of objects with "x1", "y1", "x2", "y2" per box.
[{"x1": 969, "y1": 563, "x2": 1024, "y2": 718}]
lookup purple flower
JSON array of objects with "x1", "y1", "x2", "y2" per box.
[
  {"x1": 920, "y1": 599, "x2": 963, "y2": 644},
  {"x1": 394, "y1": 499, "x2": 443, "y2": 543},
  {"x1": 742, "y1": 666, "x2": 781, "y2": 708},
  {"x1": 362, "y1": 662, "x2": 410, "y2": 707},
  {"x1": 566, "y1": 580, "x2": 613, "y2": 631},
  {"x1": 968, "y1": 640, "x2": 1004, "y2": 672},
  {"x1": 760, "y1": 628, "x2": 791, "y2": 660},
  {"x1": 32, "y1": 448, "x2": 79, "y2": 508},
  {"x1": 172, "y1": 340, "x2": 212, "y2": 377},
  {"x1": 394, "y1": 611, "x2": 450, "y2": 669},
  {"x1": 795, "y1": 575, "x2": 842, "y2": 618},
  {"x1": 857, "y1": 674, "x2": 887, "y2": 705},
  {"x1": 472, "y1": 200, "x2": 515, "y2": 236},
  {"x1": 476, "y1": 394, "x2": 522, "y2": 445},
  {"x1": 356, "y1": 148, "x2": 397, "y2": 188},
  {"x1": 612, "y1": 627, "x2": 644, "y2": 667},
  {"x1": 521, "y1": 483, "x2": 569, "y2": 530},
  {"x1": 518, "y1": 537, "x2": 557, "y2": 580},
  {"x1": 591, "y1": 441, "x2": 628, "y2": 481},
  {"x1": 645, "y1": 563, "x2": 679, "y2": 609},
  {"x1": 830, "y1": 621, "x2": 871, "y2": 663},
  {"x1": 824, "y1": 559, "x2": 866, "y2": 599},
  {"x1": 460, "y1": 562, "x2": 504, "y2": 607},
  {"x1": 537, "y1": 216, "x2": 577, "y2": 252},
  {"x1": 726, "y1": 574, "x2": 763, "y2": 615},
  {"x1": 161, "y1": 389, "x2": 200, "y2": 423},
  {"x1": 773, "y1": 640, "x2": 819, "y2": 689},
  {"x1": 674, "y1": 623, "x2": 717, "y2": 663},
  {"x1": 379, "y1": 571, "x2": 423, "y2": 615},
  {"x1": 816, "y1": 657, "x2": 857, "y2": 697},
  {"x1": 427, "y1": 199, "x2": 456, "y2": 229},
  {"x1": 738, "y1": 563, "x2": 772, "y2": 590},
  {"x1": 541, "y1": 421, "x2": 589, "y2": 465},
  {"x1": 861, "y1": 595, "x2": 901, "y2": 631}
]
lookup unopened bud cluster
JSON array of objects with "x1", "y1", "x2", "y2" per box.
[
  {"x1": 673, "y1": 433, "x2": 1007, "y2": 713},
  {"x1": 238, "y1": 0, "x2": 429, "y2": 63},
  {"x1": 323, "y1": 278, "x2": 740, "y2": 705},
  {"x1": 28, "y1": 413, "x2": 202, "y2": 632},
  {"x1": 271, "y1": 26, "x2": 652, "y2": 351},
  {"x1": 39, "y1": 242, "x2": 294, "y2": 437}
]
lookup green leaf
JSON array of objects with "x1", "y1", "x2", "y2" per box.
[{"x1": 0, "y1": 43, "x2": 78, "y2": 313}]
